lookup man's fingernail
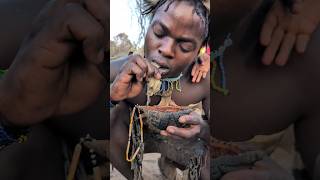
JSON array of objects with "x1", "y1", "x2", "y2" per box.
[{"x1": 179, "y1": 118, "x2": 185, "y2": 123}]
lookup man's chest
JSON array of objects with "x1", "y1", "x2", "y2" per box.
[{"x1": 212, "y1": 50, "x2": 303, "y2": 141}]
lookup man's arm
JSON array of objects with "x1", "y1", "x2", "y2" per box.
[
  {"x1": 202, "y1": 74, "x2": 210, "y2": 121},
  {"x1": 110, "y1": 56, "x2": 128, "y2": 82}
]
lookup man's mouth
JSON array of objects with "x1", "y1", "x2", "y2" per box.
[{"x1": 151, "y1": 62, "x2": 170, "y2": 75}]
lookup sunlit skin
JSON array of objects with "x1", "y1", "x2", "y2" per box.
[{"x1": 110, "y1": 1, "x2": 210, "y2": 179}]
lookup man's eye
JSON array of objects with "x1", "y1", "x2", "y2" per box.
[
  {"x1": 180, "y1": 42, "x2": 194, "y2": 52},
  {"x1": 153, "y1": 24, "x2": 165, "y2": 38}
]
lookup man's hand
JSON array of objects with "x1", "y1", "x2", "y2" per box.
[
  {"x1": 221, "y1": 157, "x2": 294, "y2": 180},
  {"x1": 191, "y1": 53, "x2": 210, "y2": 83},
  {"x1": 160, "y1": 112, "x2": 209, "y2": 141},
  {"x1": 260, "y1": 0, "x2": 320, "y2": 66},
  {"x1": 0, "y1": 0, "x2": 107, "y2": 126},
  {"x1": 110, "y1": 54, "x2": 161, "y2": 102}
]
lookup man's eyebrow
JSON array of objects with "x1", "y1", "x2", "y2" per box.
[
  {"x1": 153, "y1": 20, "x2": 170, "y2": 35},
  {"x1": 153, "y1": 20, "x2": 197, "y2": 45}
]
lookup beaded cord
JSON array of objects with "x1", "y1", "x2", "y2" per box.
[
  {"x1": 126, "y1": 106, "x2": 144, "y2": 180},
  {"x1": 155, "y1": 73, "x2": 183, "y2": 96},
  {"x1": 211, "y1": 33, "x2": 232, "y2": 95},
  {"x1": 146, "y1": 73, "x2": 183, "y2": 105}
]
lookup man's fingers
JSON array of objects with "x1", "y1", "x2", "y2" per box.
[
  {"x1": 166, "y1": 126, "x2": 200, "y2": 139},
  {"x1": 134, "y1": 57, "x2": 148, "y2": 77},
  {"x1": 191, "y1": 64, "x2": 196, "y2": 76},
  {"x1": 63, "y1": 3, "x2": 105, "y2": 64},
  {"x1": 130, "y1": 63, "x2": 144, "y2": 82},
  {"x1": 196, "y1": 72, "x2": 202, "y2": 83},
  {"x1": 262, "y1": 28, "x2": 284, "y2": 65},
  {"x1": 146, "y1": 59, "x2": 161, "y2": 79},
  {"x1": 296, "y1": 34, "x2": 310, "y2": 53},
  {"x1": 192, "y1": 70, "x2": 200, "y2": 83},
  {"x1": 275, "y1": 33, "x2": 296, "y2": 66},
  {"x1": 160, "y1": 130, "x2": 183, "y2": 140},
  {"x1": 179, "y1": 113, "x2": 201, "y2": 125},
  {"x1": 202, "y1": 71, "x2": 207, "y2": 78},
  {"x1": 260, "y1": 13, "x2": 277, "y2": 46}
]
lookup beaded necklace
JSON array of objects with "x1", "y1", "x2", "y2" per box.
[
  {"x1": 211, "y1": 33, "x2": 232, "y2": 96},
  {"x1": 146, "y1": 73, "x2": 183, "y2": 105}
]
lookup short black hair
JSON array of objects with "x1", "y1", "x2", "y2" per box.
[{"x1": 136, "y1": 0, "x2": 209, "y2": 45}]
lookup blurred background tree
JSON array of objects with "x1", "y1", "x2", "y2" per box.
[{"x1": 110, "y1": 33, "x2": 144, "y2": 60}]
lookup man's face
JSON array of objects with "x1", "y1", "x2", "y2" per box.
[{"x1": 144, "y1": 1, "x2": 205, "y2": 78}]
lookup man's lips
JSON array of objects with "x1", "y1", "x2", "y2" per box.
[{"x1": 151, "y1": 61, "x2": 170, "y2": 75}]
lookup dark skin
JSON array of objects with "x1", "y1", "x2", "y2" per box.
[
  {"x1": 110, "y1": 1, "x2": 210, "y2": 179},
  {"x1": 213, "y1": 0, "x2": 320, "y2": 179},
  {"x1": 0, "y1": 0, "x2": 106, "y2": 125},
  {"x1": 0, "y1": 0, "x2": 107, "y2": 179}
]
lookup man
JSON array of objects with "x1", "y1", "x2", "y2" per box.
[
  {"x1": 212, "y1": 0, "x2": 320, "y2": 179},
  {"x1": 110, "y1": 0, "x2": 210, "y2": 179}
]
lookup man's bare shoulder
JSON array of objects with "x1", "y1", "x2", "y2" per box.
[
  {"x1": 288, "y1": 27, "x2": 320, "y2": 108},
  {"x1": 183, "y1": 71, "x2": 210, "y2": 98}
]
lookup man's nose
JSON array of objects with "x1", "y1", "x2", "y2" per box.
[{"x1": 158, "y1": 38, "x2": 175, "y2": 59}]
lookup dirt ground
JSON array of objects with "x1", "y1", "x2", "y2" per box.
[{"x1": 110, "y1": 153, "x2": 185, "y2": 180}]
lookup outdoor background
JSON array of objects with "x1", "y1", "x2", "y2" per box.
[{"x1": 110, "y1": 0, "x2": 146, "y2": 60}]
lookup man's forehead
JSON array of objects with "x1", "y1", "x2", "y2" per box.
[{"x1": 152, "y1": 1, "x2": 204, "y2": 41}]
